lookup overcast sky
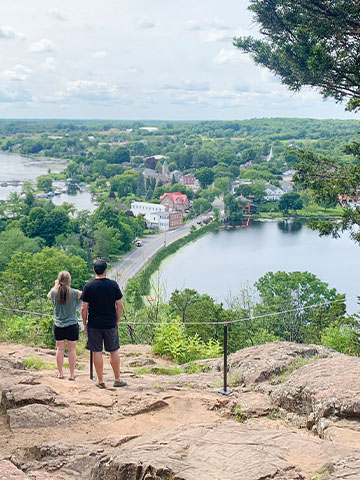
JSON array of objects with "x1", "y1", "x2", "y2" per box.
[{"x1": 0, "y1": 0, "x2": 358, "y2": 121}]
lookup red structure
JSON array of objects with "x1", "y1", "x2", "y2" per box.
[{"x1": 159, "y1": 192, "x2": 190, "y2": 212}]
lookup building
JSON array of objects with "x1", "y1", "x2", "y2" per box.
[
  {"x1": 279, "y1": 180, "x2": 294, "y2": 193},
  {"x1": 145, "y1": 211, "x2": 183, "y2": 231},
  {"x1": 181, "y1": 173, "x2": 196, "y2": 186},
  {"x1": 130, "y1": 201, "x2": 165, "y2": 216},
  {"x1": 282, "y1": 169, "x2": 296, "y2": 182},
  {"x1": 159, "y1": 192, "x2": 190, "y2": 212},
  {"x1": 130, "y1": 201, "x2": 183, "y2": 231},
  {"x1": 265, "y1": 184, "x2": 285, "y2": 201}
]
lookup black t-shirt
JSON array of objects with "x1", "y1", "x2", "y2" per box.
[{"x1": 81, "y1": 278, "x2": 122, "y2": 329}]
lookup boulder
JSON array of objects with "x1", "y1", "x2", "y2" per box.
[
  {"x1": 0, "y1": 353, "x2": 25, "y2": 372},
  {"x1": 0, "y1": 460, "x2": 27, "y2": 479},
  {"x1": 271, "y1": 356, "x2": 360, "y2": 431},
  {"x1": 2, "y1": 385, "x2": 57, "y2": 410},
  {"x1": 90, "y1": 421, "x2": 353, "y2": 480},
  {"x1": 210, "y1": 342, "x2": 337, "y2": 385},
  {"x1": 7, "y1": 404, "x2": 69, "y2": 430}
]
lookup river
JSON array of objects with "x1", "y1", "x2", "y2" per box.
[
  {"x1": 153, "y1": 220, "x2": 360, "y2": 313},
  {"x1": 0, "y1": 152, "x2": 94, "y2": 211}
]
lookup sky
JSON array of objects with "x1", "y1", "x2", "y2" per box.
[{"x1": 0, "y1": 0, "x2": 358, "y2": 121}]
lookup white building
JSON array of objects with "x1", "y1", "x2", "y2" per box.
[
  {"x1": 265, "y1": 184, "x2": 285, "y2": 201},
  {"x1": 130, "y1": 201, "x2": 183, "y2": 231},
  {"x1": 131, "y1": 201, "x2": 165, "y2": 216}
]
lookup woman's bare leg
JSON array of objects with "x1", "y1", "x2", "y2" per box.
[
  {"x1": 56, "y1": 340, "x2": 65, "y2": 378},
  {"x1": 67, "y1": 340, "x2": 77, "y2": 380}
]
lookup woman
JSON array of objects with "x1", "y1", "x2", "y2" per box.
[{"x1": 47, "y1": 271, "x2": 82, "y2": 380}]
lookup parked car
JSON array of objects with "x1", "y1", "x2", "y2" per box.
[{"x1": 136, "y1": 240, "x2": 142, "y2": 247}]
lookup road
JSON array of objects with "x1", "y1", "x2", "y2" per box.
[{"x1": 108, "y1": 216, "x2": 207, "y2": 290}]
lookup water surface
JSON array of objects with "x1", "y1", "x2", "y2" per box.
[{"x1": 154, "y1": 220, "x2": 360, "y2": 313}]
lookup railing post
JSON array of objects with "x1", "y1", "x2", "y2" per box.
[
  {"x1": 90, "y1": 351, "x2": 94, "y2": 381},
  {"x1": 218, "y1": 322, "x2": 232, "y2": 395}
]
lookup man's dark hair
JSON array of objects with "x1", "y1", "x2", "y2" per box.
[{"x1": 94, "y1": 259, "x2": 107, "y2": 275}]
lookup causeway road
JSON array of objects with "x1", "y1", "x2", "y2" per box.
[{"x1": 108, "y1": 216, "x2": 207, "y2": 290}]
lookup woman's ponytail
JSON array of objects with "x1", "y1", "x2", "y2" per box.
[{"x1": 56, "y1": 271, "x2": 71, "y2": 305}]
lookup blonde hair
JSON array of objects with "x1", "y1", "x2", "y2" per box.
[{"x1": 56, "y1": 271, "x2": 71, "y2": 305}]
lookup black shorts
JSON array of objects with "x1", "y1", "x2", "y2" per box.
[
  {"x1": 86, "y1": 327, "x2": 120, "y2": 352},
  {"x1": 54, "y1": 323, "x2": 79, "y2": 341}
]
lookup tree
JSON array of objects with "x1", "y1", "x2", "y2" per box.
[
  {"x1": 234, "y1": 0, "x2": 360, "y2": 244},
  {"x1": 0, "y1": 247, "x2": 88, "y2": 313},
  {"x1": 195, "y1": 167, "x2": 214, "y2": 188},
  {"x1": 0, "y1": 228, "x2": 42, "y2": 271},
  {"x1": 295, "y1": 149, "x2": 360, "y2": 242},
  {"x1": 224, "y1": 194, "x2": 243, "y2": 225},
  {"x1": 278, "y1": 192, "x2": 303, "y2": 215},
  {"x1": 236, "y1": 180, "x2": 266, "y2": 203},
  {"x1": 234, "y1": 0, "x2": 360, "y2": 111},
  {"x1": 37, "y1": 175, "x2": 53, "y2": 192},
  {"x1": 254, "y1": 271, "x2": 339, "y2": 342}
]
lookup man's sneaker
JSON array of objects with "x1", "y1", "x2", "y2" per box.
[{"x1": 113, "y1": 380, "x2": 127, "y2": 387}]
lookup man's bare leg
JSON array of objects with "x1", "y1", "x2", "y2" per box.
[
  {"x1": 93, "y1": 351, "x2": 104, "y2": 384},
  {"x1": 109, "y1": 350, "x2": 120, "y2": 381}
]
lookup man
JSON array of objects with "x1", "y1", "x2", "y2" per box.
[{"x1": 81, "y1": 259, "x2": 127, "y2": 389}]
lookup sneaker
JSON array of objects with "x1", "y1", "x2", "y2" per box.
[
  {"x1": 96, "y1": 382, "x2": 106, "y2": 389},
  {"x1": 113, "y1": 380, "x2": 127, "y2": 387}
]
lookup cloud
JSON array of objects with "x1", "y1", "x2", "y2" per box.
[
  {"x1": 186, "y1": 18, "x2": 240, "y2": 43},
  {"x1": 40, "y1": 57, "x2": 57, "y2": 73},
  {"x1": 162, "y1": 80, "x2": 210, "y2": 92},
  {"x1": 0, "y1": 87, "x2": 32, "y2": 103},
  {"x1": 0, "y1": 25, "x2": 25, "y2": 40},
  {"x1": 47, "y1": 9, "x2": 67, "y2": 21},
  {"x1": 134, "y1": 17, "x2": 156, "y2": 29},
  {"x1": 55, "y1": 80, "x2": 133, "y2": 104},
  {"x1": 92, "y1": 51, "x2": 107, "y2": 58},
  {"x1": 130, "y1": 66, "x2": 144, "y2": 75},
  {"x1": 29, "y1": 38, "x2": 56, "y2": 53},
  {"x1": 213, "y1": 48, "x2": 243, "y2": 65},
  {"x1": 4, "y1": 64, "x2": 32, "y2": 81}
]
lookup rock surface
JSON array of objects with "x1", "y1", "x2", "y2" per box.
[
  {"x1": 0, "y1": 460, "x2": 27, "y2": 479},
  {"x1": 90, "y1": 421, "x2": 353, "y2": 480},
  {"x1": 209, "y1": 341, "x2": 337, "y2": 385},
  {"x1": 7, "y1": 404, "x2": 70, "y2": 430},
  {"x1": 2, "y1": 385, "x2": 57, "y2": 410},
  {"x1": 271, "y1": 356, "x2": 360, "y2": 434},
  {"x1": 326, "y1": 453, "x2": 360, "y2": 479},
  {"x1": 0, "y1": 341, "x2": 359, "y2": 480}
]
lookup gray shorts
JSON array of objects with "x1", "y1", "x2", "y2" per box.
[{"x1": 86, "y1": 327, "x2": 120, "y2": 352}]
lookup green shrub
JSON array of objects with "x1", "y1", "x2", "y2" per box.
[
  {"x1": 24, "y1": 355, "x2": 56, "y2": 370},
  {"x1": 152, "y1": 319, "x2": 222, "y2": 364},
  {"x1": 321, "y1": 325, "x2": 360, "y2": 356}
]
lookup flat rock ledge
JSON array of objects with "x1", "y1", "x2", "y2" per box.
[
  {"x1": 90, "y1": 421, "x2": 353, "y2": 480},
  {"x1": 271, "y1": 356, "x2": 360, "y2": 435}
]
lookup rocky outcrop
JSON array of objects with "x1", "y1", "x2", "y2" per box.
[
  {"x1": 0, "y1": 460, "x2": 27, "y2": 479},
  {"x1": 325, "y1": 453, "x2": 360, "y2": 479},
  {"x1": 2, "y1": 385, "x2": 57, "y2": 410},
  {"x1": 90, "y1": 421, "x2": 353, "y2": 480},
  {"x1": 209, "y1": 342, "x2": 337, "y2": 385},
  {"x1": 7, "y1": 404, "x2": 70, "y2": 430},
  {"x1": 0, "y1": 341, "x2": 359, "y2": 480},
  {"x1": 271, "y1": 356, "x2": 360, "y2": 435}
]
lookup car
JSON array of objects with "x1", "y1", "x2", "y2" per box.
[{"x1": 136, "y1": 240, "x2": 142, "y2": 247}]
